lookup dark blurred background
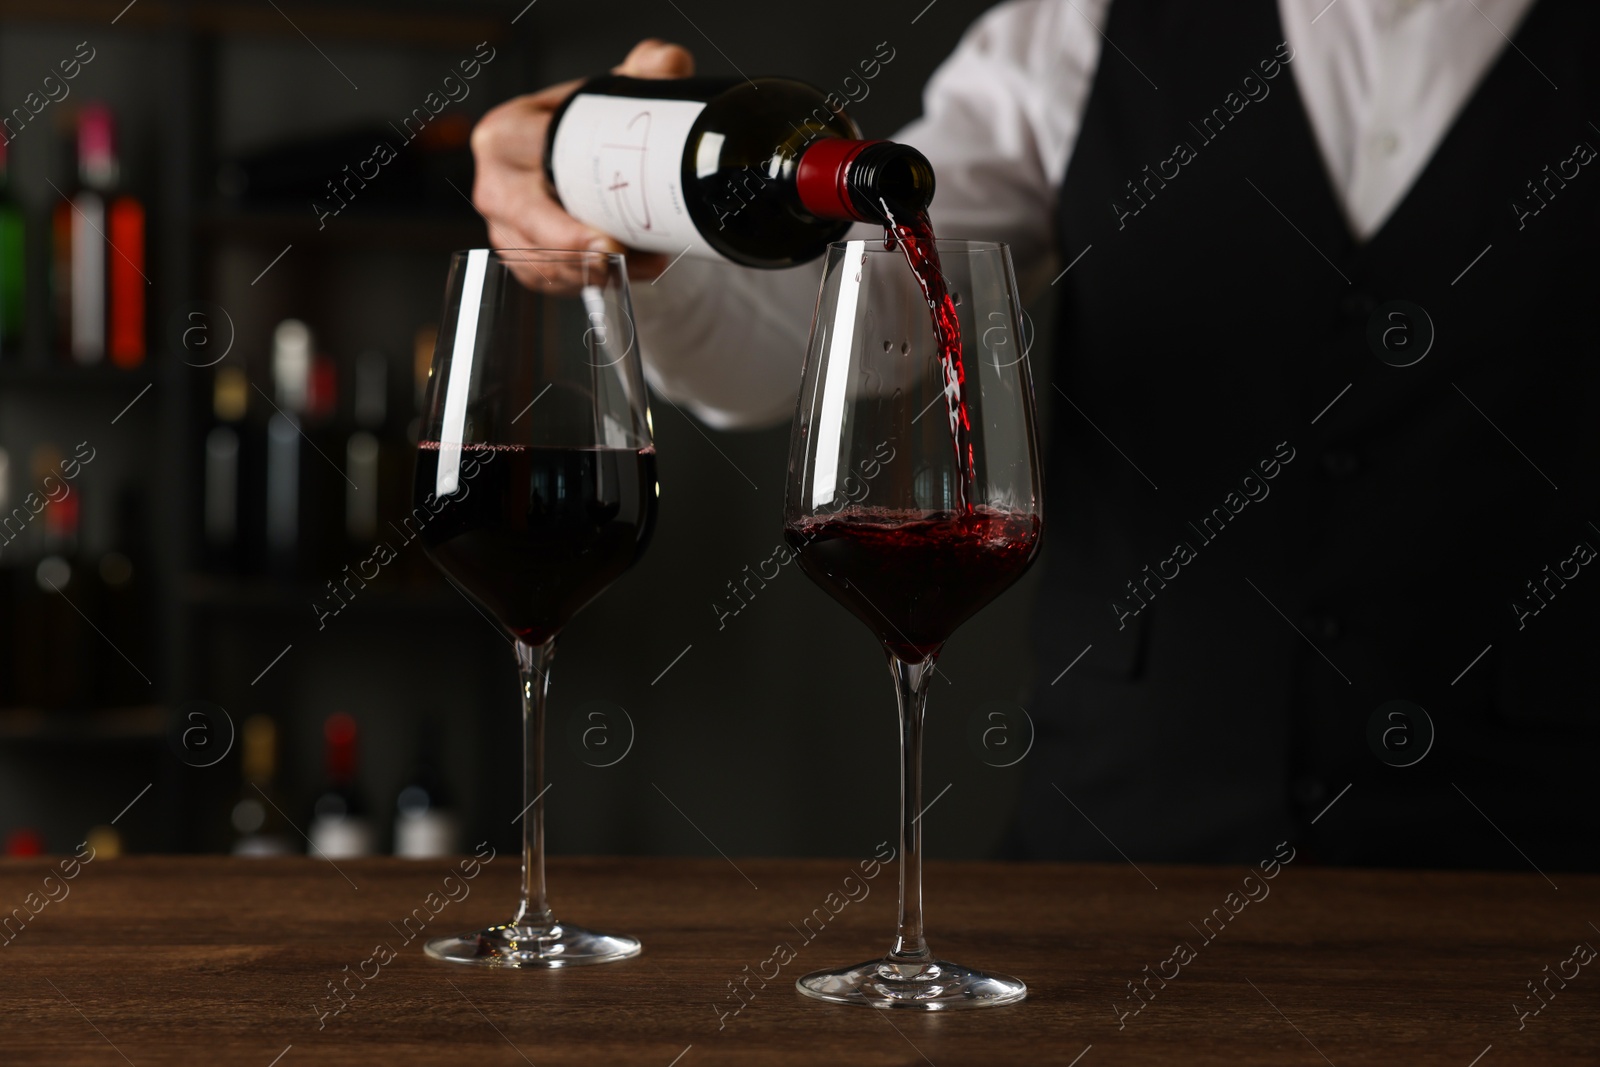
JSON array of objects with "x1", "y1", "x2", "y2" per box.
[{"x1": 0, "y1": 0, "x2": 1057, "y2": 864}]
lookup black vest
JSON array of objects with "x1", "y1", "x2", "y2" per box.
[{"x1": 1017, "y1": 0, "x2": 1600, "y2": 869}]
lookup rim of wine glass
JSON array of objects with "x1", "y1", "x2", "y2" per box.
[
  {"x1": 448, "y1": 247, "x2": 627, "y2": 265},
  {"x1": 828, "y1": 237, "x2": 1011, "y2": 256}
]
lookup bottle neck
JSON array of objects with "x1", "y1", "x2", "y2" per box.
[
  {"x1": 241, "y1": 716, "x2": 277, "y2": 785},
  {"x1": 324, "y1": 714, "x2": 359, "y2": 786},
  {"x1": 795, "y1": 139, "x2": 936, "y2": 225},
  {"x1": 78, "y1": 105, "x2": 118, "y2": 191}
]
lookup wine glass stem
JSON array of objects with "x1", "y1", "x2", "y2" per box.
[
  {"x1": 887, "y1": 651, "x2": 935, "y2": 964},
  {"x1": 513, "y1": 638, "x2": 555, "y2": 930}
]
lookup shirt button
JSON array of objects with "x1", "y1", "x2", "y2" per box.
[{"x1": 1372, "y1": 131, "x2": 1401, "y2": 157}]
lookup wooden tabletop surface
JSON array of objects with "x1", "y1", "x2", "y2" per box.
[{"x1": 0, "y1": 854, "x2": 1595, "y2": 1066}]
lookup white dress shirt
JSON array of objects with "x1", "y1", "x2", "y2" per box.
[{"x1": 631, "y1": 0, "x2": 1537, "y2": 428}]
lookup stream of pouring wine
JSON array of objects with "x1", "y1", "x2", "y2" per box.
[{"x1": 880, "y1": 199, "x2": 975, "y2": 514}]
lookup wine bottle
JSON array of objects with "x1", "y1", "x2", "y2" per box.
[
  {"x1": 231, "y1": 715, "x2": 294, "y2": 856},
  {"x1": 4, "y1": 829, "x2": 43, "y2": 857},
  {"x1": 544, "y1": 75, "x2": 935, "y2": 268},
  {"x1": 307, "y1": 712, "x2": 376, "y2": 858},
  {"x1": 107, "y1": 192, "x2": 146, "y2": 369},
  {"x1": 95, "y1": 489, "x2": 150, "y2": 708},
  {"x1": 204, "y1": 365, "x2": 248, "y2": 571},
  {"x1": 345, "y1": 350, "x2": 385, "y2": 548},
  {"x1": 393, "y1": 720, "x2": 460, "y2": 858},
  {"x1": 84, "y1": 825, "x2": 121, "y2": 858},
  {"x1": 93, "y1": 102, "x2": 145, "y2": 368},
  {"x1": 24, "y1": 444, "x2": 91, "y2": 709},
  {"x1": 52, "y1": 103, "x2": 145, "y2": 366},
  {"x1": 0, "y1": 135, "x2": 24, "y2": 358},
  {"x1": 265, "y1": 320, "x2": 309, "y2": 578},
  {"x1": 53, "y1": 111, "x2": 105, "y2": 364},
  {"x1": 301, "y1": 338, "x2": 345, "y2": 576}
]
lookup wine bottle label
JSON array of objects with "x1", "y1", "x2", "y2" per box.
[
  {"x1": 71, "y1": 192, "x2": 106, "y2": 364},
  {"x1": 308, "y1": 816, "x2": 375, "y2": 859},
  {"x1": 395, "y1": 811, "x2": 461, "y2": 858},
  {"x1": 550, "y1": 94, "x2": 714, "y2": 258}
]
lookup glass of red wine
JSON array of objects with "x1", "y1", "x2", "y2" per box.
[
  {"x1": 785, "y1": 238, "x2": 1042, "y2": 1008},
  {"x1": 414, "y1": 248, "x2": 656, "y2": 966}
]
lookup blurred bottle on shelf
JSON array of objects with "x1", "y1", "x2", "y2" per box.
[
  {"x1": 94, "y1": 489, "x2": 151, "y2": 707},
  {"x1": 14, "y1": 444, "x2": 92, "y2": 709},
  {"x1": 51, "y1": 103, "x2": 145, "y2": 367},
  {"x1": 5, "y1": 828, "x2": 43, "y2": 856},
  {"x1": 105, "y1": 120, "x2": 146, "y2": 370},
  {"x1": 307, "y1": 346, "x2": 338, "y2": 424},
  {"x1": 307, "y1": 712, "x2": 375, "y2": 858},
  {"x1": 393, "y1": 719, "x2": 459, "y2": 857},
  {"x1": 265, "y1": 317, "x2": 350, "y2": 581},
  {"x1": 353, "y1": 349, "x2": 388, "y2": 431},
  {"x1": 231, "y1": 714, "x2": 294, "y2": 856},
  {"x1": 2, "y1": 445, "x2": 36, "y2": 707},
  {"x1": 204, "y1": 365, "x2": 248, "y2": 573},
  {"x1": 84, "y1": 824, "x2": 121, "y2": 857},
  {"x1": 345, "y1": 349, "x2": 386, "y2": 550},
  {"x1": 304, "y1": 333, "x2": 345, "y2": 578},
  {"x1": 265, "y1": 319, "x2": 308, "y2": 578},
  {"x1": 0, "y1": 134, "x2": 24, "y2": 358}
]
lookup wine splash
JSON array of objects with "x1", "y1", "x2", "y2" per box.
[{"x1": 881, "y1": 202, "x2": 975, "y2": 513}]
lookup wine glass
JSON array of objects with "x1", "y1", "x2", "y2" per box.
[
  {"x1": 414, "y1": 248, "x2": 656, "y2": 966},
  {"x1": 784, "y1": 239, "x2": 1042, "y2": 1007}
]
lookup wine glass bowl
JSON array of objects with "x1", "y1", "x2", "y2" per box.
[
  {"x1": 414, "y1": 248, "x2": 655, "y2": 967},
  {"x1": 785, "y1": 238, "x2": 1042, "y2": 1008},
  {"x1": 785, "y1": 239, "x2": 1043, "y2": 660}
]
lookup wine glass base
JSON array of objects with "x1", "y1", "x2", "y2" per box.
[
  {"x1": 796, "y1": 957, "x2": 1026, "y2": 1009},
  {"x1": 424, "y1": 921, "x2": 640, "y2": 968}
]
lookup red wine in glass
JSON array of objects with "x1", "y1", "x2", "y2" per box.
[
  {"x1": 785, "y1": 506, "x2": 1039, "y2": 661},
  {"x1": 415, "y1": 443, "x2": 657, "y2": 646}
]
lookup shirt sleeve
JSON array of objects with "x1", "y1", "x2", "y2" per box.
[{"x1": 631, "y1": 0, "x2": 1106, "y2": 429}]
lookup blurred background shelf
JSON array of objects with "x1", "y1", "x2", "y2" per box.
[
  {"x1": 0, "y1": 0, "x2": 1038, "y2": 865},
  {"x1": 0, "y1": 705, "x2": 167, "y2": 743},
  {"x1": 0, "y1": 362, "x2": 157, "y2": 388},
  {"x1": 196, "y1": 208, "x2": 483, "y2": 251},
  {"x1": 0, "y1": 1, "x2": 506, "y2": 44},
  {"x1": 0, "y1": 0, "x2": 536, "y2": 856},
  {"x1": 182, "y1": 574, "x2": 466, "y2": 613}
]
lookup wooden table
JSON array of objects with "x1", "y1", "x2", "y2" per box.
[{"x1": 0, "y1": 855, "x2": 1595, "y2": 1065}]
